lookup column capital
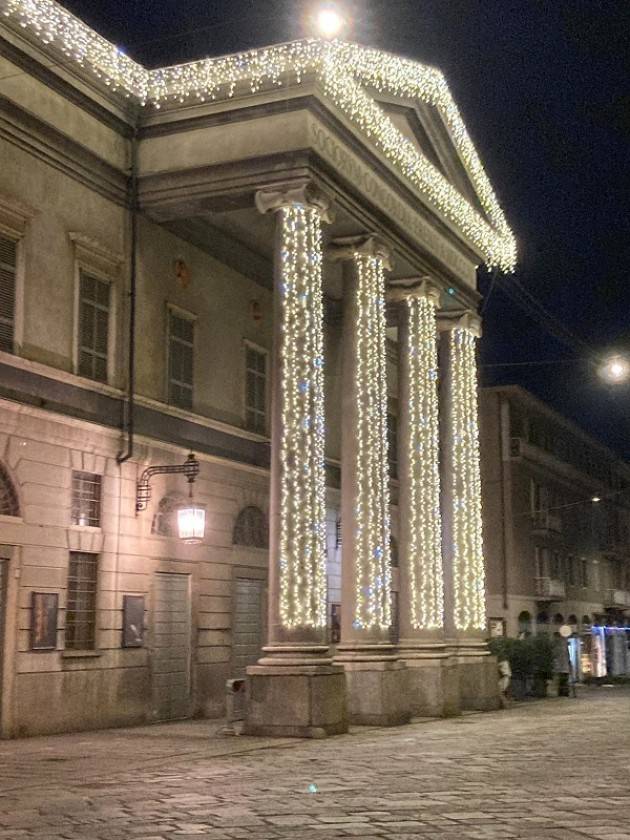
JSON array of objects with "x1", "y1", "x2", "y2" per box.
[
  {"x1": 387, "y1": 277, "x2": 441, "y2": 306},
  {"x1": 255, "y1": 182, "x2": 334, "y2": 223},
  {"x1": 437, "y1": 309, "x2": 482, "y2": 338},
  {"x1": 328, "y1": 234, "x2": 392, "y2": 270}
]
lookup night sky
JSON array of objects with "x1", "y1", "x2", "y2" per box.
[{"x1": 63, "y1": 0, "x2": 630, "y2": 456}]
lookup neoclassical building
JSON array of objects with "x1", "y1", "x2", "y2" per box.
[{"x1": 0, "y1": 0, "x2": 515, "y2": 736}]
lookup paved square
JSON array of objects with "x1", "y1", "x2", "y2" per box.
[{"x1": 0, "y1": 688, "x2": 628, "y2": 839}]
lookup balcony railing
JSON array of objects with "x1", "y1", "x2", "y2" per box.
[
  {"x1": 531, "y1": 511, "x2": 562, "y2": 534},
  {"x1": 535, "y1": 577, "x2": 566, "y2": 600},
  {"x1": 604, "y1": 588, "x2": 630, "y2": 609}
]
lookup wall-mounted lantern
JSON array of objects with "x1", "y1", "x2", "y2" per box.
[{"x1": 136, "y1": 452, "x2": 205, "y2": 544}]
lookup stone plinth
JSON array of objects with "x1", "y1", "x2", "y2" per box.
[
  {"x1": 335, "y1": 648, "x2": 411, "y2": 726},
  {"x1": 399, "y1": 647, "x2": 460, "y2": 718},
  {"x1": 244, "y1": 663, "x2": 348, "y2": 738},
  {"x1": 452, "y1": 645, "x2": 500, "y2": 712}
]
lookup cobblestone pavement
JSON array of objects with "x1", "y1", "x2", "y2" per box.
[{"x1": 1, "y1": 687, "x2": 629, "y2": 840}]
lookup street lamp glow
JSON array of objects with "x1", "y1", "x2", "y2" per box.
[
  {"x1": 314, "y1": 6, "x2": 345, "y2": 38},
  {"x1": 599, "y1": 354, "x2": 630, "y2": 384},
  {"x1": 591, "y1": 496, "x2": 601, "y2": 504}
]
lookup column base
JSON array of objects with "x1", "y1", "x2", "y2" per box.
[
  {"x1": 398, "y1": 644, "x2": 461, "y2": 717},
  {"x1": 244, "y1": 662, "x2": 348, "y2": 738},
  {"x1": 335, "y1": 647, "x2": 411, "y2": 726},
  {"x1": 450, "y1": 641, "x2": 500, "y2": 712}
]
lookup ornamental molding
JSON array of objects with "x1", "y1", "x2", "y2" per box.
[
  {"x1": 1, "y1": 0, "x2": 516, "y2": 271},
  {"x1": 437, "y1": 309, "x2": 482, "y2": 338},
  {"x1": 387, "y1": 277, "x2": 441, "y2": 306},
  {"x1": 255, "y1": 182, "x2": 334, "y2": 223},
  {"x1": 68, "y1": 231, "x2": 123, "y2": 276},
  {"x1": 0, "y1": 191, "x2": 36, "y2": 238},
  {"x1": 328, "y1": 234, "x2": 392, "y2": 270}
]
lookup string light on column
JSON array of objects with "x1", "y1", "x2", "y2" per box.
[
  {"x1": 277, "y1": 202, "x2": 327, "y2": 629},
  {"x1": 405, "y1": 292, "x2": 443, "y2": 630},
  {"x1": 353, "y1": 252, "x2": 391, "y2": 630},
  {"x1": 450, "y1": 325, "x2": 485, "y2": 631},
  {"x1": 4, "y1": 0, "x2": 516, "y2": 270}
]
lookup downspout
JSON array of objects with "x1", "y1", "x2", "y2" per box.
[
  {"x1": 117, "y1": 122, "x2": 138, "y2": 464},
  {"x1": 498, "y1": 395, "x2": 509, "y2": 611}
]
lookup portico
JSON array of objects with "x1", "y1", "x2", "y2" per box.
[{"x1": 0, "y1": 0, "x2": 515, "y2": 736}]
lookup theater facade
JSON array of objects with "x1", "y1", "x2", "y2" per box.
[{"x1": 0, "y1": 0, "x2": 515, "y2": 736}]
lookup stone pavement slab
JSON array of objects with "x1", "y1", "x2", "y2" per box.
[{"x1": 0, "y1": 688, "x2": 628, "y2": 839}]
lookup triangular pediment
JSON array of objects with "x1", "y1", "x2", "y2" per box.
[{"x1": 376, "y1": 97, "x2": 489, "y2": 223}]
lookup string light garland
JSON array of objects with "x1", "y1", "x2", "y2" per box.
[
  {"x1": 404, "y1": 292, "x2": 443, "y2": 630},
  {"x1": 276, "y1": 203, "x2": 328, "y2": 629},
  {"x1": 3, "y1": 0, "x2": 516, "y2": 271},
  {"x1": 353, "y1": 252, "x2": 391, "y2": 630},
  {"x1": 450, "y1": 326, "x2": 485, "y2": 631}
]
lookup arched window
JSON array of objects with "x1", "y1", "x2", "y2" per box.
[
  {"x1": 233, "y1": 506, "x2": 268, "y2": 548},
  {"x1": 582, "y1": 614, "x2": 591, "y2": 627},
  {"x1": 567, "y1": 614, "x2": 578, "y2": 628},
  {"x1": 536, "y1": 611, "x2": 549, "y2": 626},
  {"x1": 0, "y1": 462, "x2": 19, "y2": 517},
  {"x1": 518, "y1": 610, "x2": 532, "y2": 635},
  {"x1": 553, "y1": 613, "x2": 564, "y2": 625}
]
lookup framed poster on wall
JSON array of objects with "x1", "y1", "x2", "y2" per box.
[
  {"x1": 122, "y1": 595, "x2": 145, "y2": 648},
  {"x1": 31, "y1": 592, "x2": 58, "y2": 650}
]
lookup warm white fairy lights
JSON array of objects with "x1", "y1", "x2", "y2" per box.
[
  {"x1": 2, "y1": 0, "x2": 515, "y2": 271},
  {"x1": 276, "y1": 202, "x2": 327, "y2": 629},
  {"x1": 352, "y1": 252, "x2": 392, "y2": 630},
  {"x1": 450, "y1": 326, "x2": 485, "y2": 631},
  {"x1": 404, "y1": 292, "x2": 443, "y2": 630}
]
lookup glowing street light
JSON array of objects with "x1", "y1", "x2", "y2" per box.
[
  {"x1": 598, "y1": 354, "x2": 630, "y2": 384},
  {"x1": 313, "y1": 5, "x2": 346, "y2": 38}
]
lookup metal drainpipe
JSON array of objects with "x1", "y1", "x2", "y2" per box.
[{"x1": 117, "y1": 123, "x2": 138, "y2": 464}]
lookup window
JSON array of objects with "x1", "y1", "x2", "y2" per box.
[
  {"x1": 387, "y1": 412, "x2": 398, "y2": 479},
  {"x1": 78, "y1": 270, "x2": 110, "y2": 382},
  {"x1": 567, "y1": 555, "x2": 576, "y2": 586},
  {"x1": 0, "y1": 461, "x2": 19, "y2": 516},
  {"x1": 245, "y1": 345, "x2": 267, "y2": 433},
  {"x1": 0, "y1": 235, "x2": 16, "y2": 353},
  {"x1": 65, "y1": 552, "x2": 98, "y2": 650},
  {"x1": 580, "y1": 558, "x2": 589, "y2": 588},
  {"x1": 71, "y1": 471, "x2": 102, "y2": 527},
  {"x1": 168, "y1": 309, "x2": 194, "y2": 409}
]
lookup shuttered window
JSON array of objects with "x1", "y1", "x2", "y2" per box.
[
  {"x1": 387, "y1": 412, "x2": 398, "y2": 479},
  {"x1": 0, "y1": 235, "x2": 17, "y2": 353},
  {"x1": 245, "y1": 345, "x2": 267, "y2": 433},
  {"x1": 168, "y1": 310, "x2": 194, "y2": 409},
  {"x1": 65, "y1": 552, "x2": 98, "y2": 650},
  {"x1": 78, "y1": 271, "x2": 110, "y2": 382}
]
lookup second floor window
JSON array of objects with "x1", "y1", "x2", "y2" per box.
[
  {"x1": 245, "y1": 345, "x2": 267, "y2": 433},
  {"x1": 65, "y1": 552, "x2": 98, "y2": 650},
  {"x1": 78, "y1": 271, "x2": 110, "y2": 382},
  {"x1": 0, "y1": 235, "x2": 16, "y2": 354},
  {"x1": 71, "y1": 471, "x2": 102, "y2": 527},
  {"x1": 168, "y1": 310, "x2": 194, "y2": 409}
]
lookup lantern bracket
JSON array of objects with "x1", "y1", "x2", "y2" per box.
[{"x1": 136, "y1": 452, "x2": 199, "y2": 512}]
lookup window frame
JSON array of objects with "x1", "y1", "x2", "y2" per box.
[
  {"x1": 242, "y1": 339, "x2": 269, "y2": 435},
  {"x1": 0, "y1": 194, "x2": 32, "y2": 357},
  {"x1": 71, "y1": 234, "x2": 120, "y2": 386},
  {"x1": 65, "y1": 551, "x2": 99, "y2": 652},
  {"x1": 70, "y1": 470, "x2": 103, "y2": 529},
  {"x1": 166, "y1": 303, "x2": 196, "y2": 410}
]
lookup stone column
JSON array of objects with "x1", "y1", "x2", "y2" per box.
[
  {"x1": 245, "y1": 184, "x2": 347, "y2": 737},
  {"x1": 438, "y1": 311, "x2": 499, "y2": 711},
  {"x1": 329, "y1": 235, "x2": 410, "y2": 727},
  {"x1": 389, "y1": 279, "x2": 459, "y2": 717}
]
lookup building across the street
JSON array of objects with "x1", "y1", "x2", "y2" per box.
[
  {"x1": 481, "y1": 385, "x2": 630, "y2": 678},
  {"x1": 0, "y1": 0, "x2": 517, "y2": 737}
]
